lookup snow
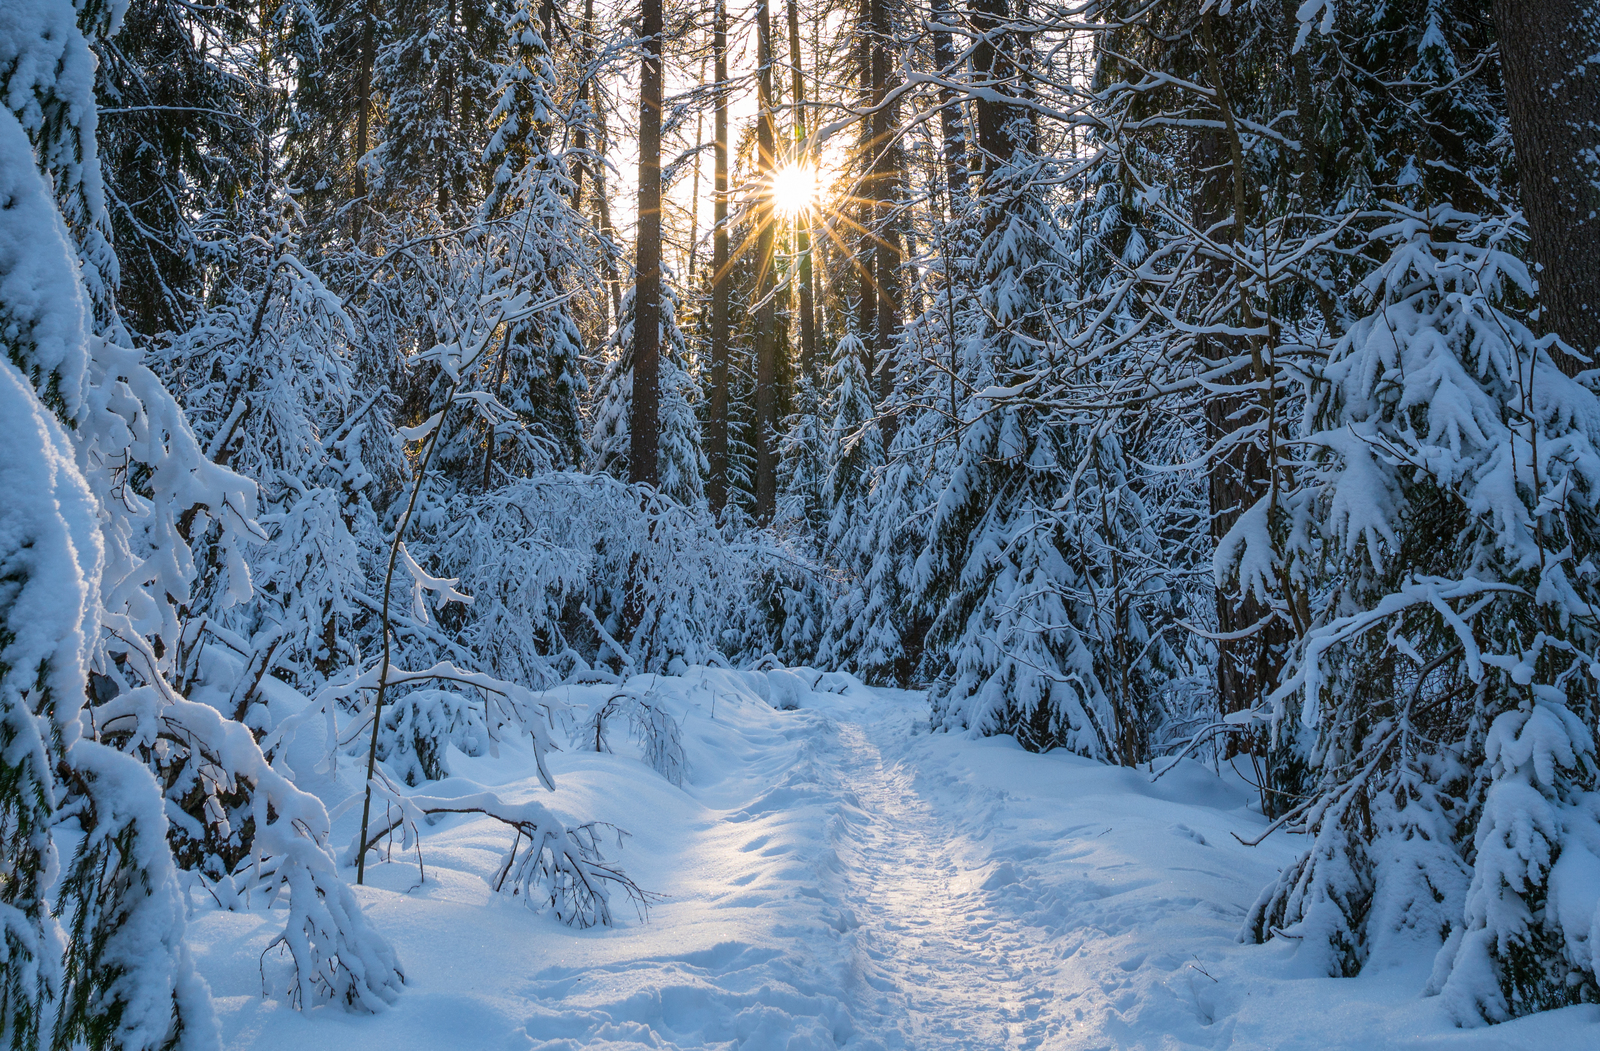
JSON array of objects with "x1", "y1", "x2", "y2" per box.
[{"x1": 183, "y1": 672, "x2": 1600, "y2": 1049}]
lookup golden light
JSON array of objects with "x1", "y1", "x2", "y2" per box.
[{"x1": 770, "y1": 162, "x2": 820, "y2": 219}]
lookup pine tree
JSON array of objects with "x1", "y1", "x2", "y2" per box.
[
  {"x1": 591, "y1": 281, "x2": 708, "y2": 506},
  {"x1": 914, "y1": 173, "x2": 1117, "y2": 756},
  {"x1": 282, "y1": 0, "x2": 383, "y2": 217},
  {"x1": 820, "y1": 332, "x2": 883, "y2": 560},
  {"x1": 480, "y1": 0, "x2": 591, "y2": 473},
  {"x1": 0, "y1": 84, "x2": 220, "y2": 1051},
  {"x1": 374, "y1": 0, "x2": 503, "y2": 215},
  {"x1": 92, "y1": 0, "x2": 263, "y2": 338}
]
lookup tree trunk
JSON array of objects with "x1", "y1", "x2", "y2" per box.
[
  {"x1": 630, "y1": 0, "x2": 663, "y2": 489},
  {"x1": 786, "y1": 0, "x2": 819, "y2": 380},
  {"x1": 438, "y1": 0, "x2": 456, "y2": 215},
  {"x1": 854, "y1": 0, "x2": 876, "y2": 349},
  {"x1": 868, "y1": 0, "x2": 901, "y2": 408},
  {"x1": 1492, "y1": 0, "x2": 1600, "y2": 369},
  {"x1": 1194, "y1": 18, "x2": 1288, "y2": 796},
  {"x1": 571, "y1": 0, "x2": 594, "y2": 209},
  {"x1": 708, "y1": 0, "x2": 731, "y2": 513},
  {"x1": 687, "y1": 59, "x2": 705, "y2": 280},
  {"x1": 353, "y1": 0, "x2": 377, "y2": 221},
  {"x1": 968, "y1": 0, "x2": 1022, "y2": 188},
  {"x1": 593, "y1": 55, "x2": 624, "y2": 327},
  {"x1": 929, "y1": 0, "x2": 968, "y2": 205},
  {"x1": 752, "y1": 0, "x2": 781, "y2": 520}
]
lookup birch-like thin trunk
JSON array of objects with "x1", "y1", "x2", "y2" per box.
[
  {"x1": 785, "y1": 0, "x2": 818, "y2": 379},
  {"x1": 708, "y1": 0, "x2": 732, "y2": 513},
  {"x1": 752, "y1": 0, "x2": 781, "y2": 520}
]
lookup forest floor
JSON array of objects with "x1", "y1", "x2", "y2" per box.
[{"x1": 189, "y1": 670, "x2": 1598, "y2": 1049}]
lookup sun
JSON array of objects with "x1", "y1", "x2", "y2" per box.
[{"x1": 770, "y1": 162, "x2": 820, "y2": 219}]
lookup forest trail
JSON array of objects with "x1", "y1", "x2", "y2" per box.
[
  {"x1": 192, "y1": 671, "x2": 1594, "y2": 1051},
  {"x1": 831, "y1": 710, "x2": 1066, "y2": 1049}
]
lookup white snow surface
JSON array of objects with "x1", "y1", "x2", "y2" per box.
[{"x1": 190, "y1": 671, "x2": 1599, "y2": 1049}]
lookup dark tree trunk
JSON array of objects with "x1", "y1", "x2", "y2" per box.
[
  {"x1": 968, "y1": 0, "x2": 1020, "y2": 188},
  {"x1": 854, "y1": 0, "x2": 877, "y2": 348},
  {"x1": 786, "y1": 0, "x2": 819, "y2": 380},
  {"x1": 929, "y1": 0, "x2": 968, "y2": 205},
  {"x1": 1197, "y1": 128, "x2": 1262, "y2": 709},
  {"x1": 753, "y1": 0, "x2": 781, "y2": 520},
  {"x1": 868, "y1": 0, "x2": 901, "y2": 408},
  {"x1": 571, "y1": 0, "x2": 593, "y2": 209},
  {"x1": 594, "y1": 97, "x2": 624, "y2": 327},
  {"x1": 437, "y1": 0, "x2": 456, "y2": 215},
  {"x1": 579, "y1": 0, "x2": 622, "y2": 324},
  {"x1": 708, "y1": 0, "x2": 731, "y2": 513},
  {"x1": 1193, "y1": 19, "x2": 1289, "y2": 797},
  {"x1": 1493, "y1": 0, "x2": 1600, "y2": 369},
  {"x1": 630, "y1": 0, "x2": 663, "y2": 489},
  {"x1": 353, "y1": 0, "x2": 377, "y2": 217}
]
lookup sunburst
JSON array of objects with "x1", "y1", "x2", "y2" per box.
[{"x1": 770, "y1": 162, "x2": 821, "y2": 219}]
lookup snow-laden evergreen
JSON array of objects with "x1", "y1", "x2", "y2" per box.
[
  {"x1": 155, "y1": 197, "x2": 390, "y2": 692},
  {"x1": 372, "y1": 0, "x2": 501, "y2": 215},
  {"x1": 1238, "y1": 206, "x2": 1600, "y2": 1013},
  {"x1": 590, "y1": 281, "x2": 707, "y2": 506},
  {"x1": 820, "y1": 335, "x2": 884, "y2": 560},
  {"x1": 5, "y1": 0, "x2": 1600, "y2": 1037},
  {"x1": 914, "y1": 173, "x2": 1121, "y2": 756},
  {"x1": 0, "y1": 95, "x2": 218, "y2": 1051},
  {"x1": 479, "y1": 0, "x2": 590, "y2": 471}
]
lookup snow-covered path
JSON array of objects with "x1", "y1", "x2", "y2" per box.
[
  {"x1": 832, "y1": 715, "x2": 1063, "y2": 1049},
  {"x1": 190, "y1": 670, "x2": 1598, "y2": 1050}
]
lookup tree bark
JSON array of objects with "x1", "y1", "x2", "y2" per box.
[
  {"x1": 868, "y1": 0, "x2": 901, "y2": 408},
  {"x1": 437, "y1": 0, "x2": 456, "y2": 215},
  {"x1": 968, "y1": 0, "x2": 1020, "y2": 188},
  {"x1": 853, "y1": 0, "x2": 877, "y2": 347},
  {"x1": 708, "y1": 0, "x2": 731, "y2": 513},
  {"x1": 1492, "y1": 0, "x2": 1600, "y2": 368},
  {"x1": 594, "y1": 96, "x2": 624, "y2": 327},
  {"x1": 687, "y1": 57, "x2": 705, "y2": 280},
  {"x1": 571, "y1": 0, "x2": 594, "y2": 209},
  {"x1": 1195, "y1": 16, "x2": 1288, "y2": 791},
  {"x1": 753, "y1": 0, "x2": 781, "y2": 520},
  {"x1": 353, "y1": 0, "x2": 377, "y2": 221},
  {"x1": 929, "y1": 0, "x2": 969, "y2": 205},
  {"x1": 786, "y1": 0, "x2": 819, "y2": 380},
  {"x1": 630, "y1": 0, "x2": 663, "y2": 489}
]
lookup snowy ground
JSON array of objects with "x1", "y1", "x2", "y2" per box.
[{"x1": 190, "y1": 670, "x2": 1599, "y2": 1049}]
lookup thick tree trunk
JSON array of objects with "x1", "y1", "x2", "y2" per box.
[
  {"x1": 786, "y1": 0, "x2": 819, "y2": 380},
  {"x1": 630, "y1": 0, "x2": 663, "y2": 489},
  {"x1": 708, "y1": 0, "x2": 731, "y2": 513},
  {"x1": 968, "y1": 0, "x2": 1019, "y2": 188},
  {"x1": 753, "y1": 0, "x2": 781, "y2": 520},
  {"x1": 1492, "y1": 0, "x2": 1600, "y2": 368}
]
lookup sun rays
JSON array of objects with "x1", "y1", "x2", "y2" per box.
[
  {"x1": 705, "y1": 154, "x2": 889, "y2": 304},
  {"x1": 770, "y1": 161, "x2": 821, "y2": 219}
]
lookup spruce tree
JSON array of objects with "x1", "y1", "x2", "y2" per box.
[{"x1": 592, "y1": 281, "x2": 708, "y2": 506}]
